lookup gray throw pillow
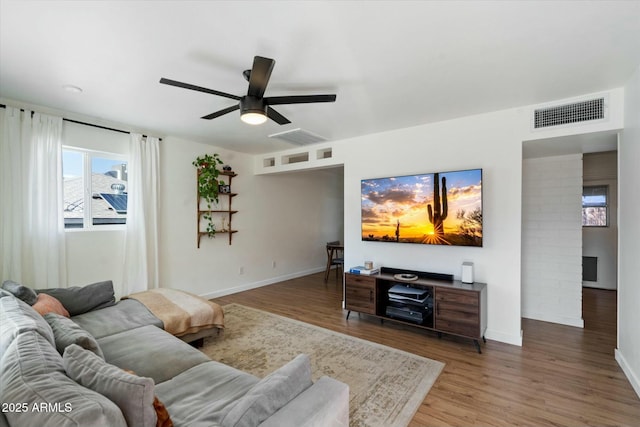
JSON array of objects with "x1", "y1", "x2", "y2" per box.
[
  {"x1": 0, "y1": 293, "x2": 55, "y2": 348},
  {"x1": 63, "y1": 344, "x2": 157, "y2": 427},
  {"x1": 220, "y1": 354, "x2": 313, "y2": 427},
  {"x1": 44, "y1": 312, "x2": 104, "y2": 359},
  {"x1": 1, "y1": 280, "x2": 38, "y2": 305},
  {"x1": 2, "y1": 332, "x2": 127, "y2": 427},
  {"x1": 37, "y1": 280, "x2": 116, "y2": 316}
]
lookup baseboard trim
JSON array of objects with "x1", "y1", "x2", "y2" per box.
[
  {"x1": 199, "y1": 266, "x2": 327, "y2": 300},
  {"x1": 615, "y1": 349, "x2": 640, "y2": 399},
  {"x1": 484, "y1": 328, "x2": 523, "y2": 346}
]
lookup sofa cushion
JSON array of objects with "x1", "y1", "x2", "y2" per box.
[
  {"x1": 97, "y1": 324, "x2": 210, "y2": 384},
  {"x1": 220, "y1": 354, "x2": 313, "y2": 427},
  {"x1": 258, "y1": 376, "x2": 350, "y2": 427},
  {"x1": 0, "y1": 331, "x2": 126, "y2": 427},
  {"x1": 155, "y1": 361, "x2": 259, "y2": 426},
  {"x1": 63, "y1": 344, "x2": 157, "y2": 427},
  {"x1": 32, "y1": 293, "x2": 70, "y2": 317},
  {"x1": 0, "y1": 293, "x2": 55, "y2": 356},
  {"x1": 44, "y1": 312, "x2": 104, "y2": 359},
  {"x1": 72, "y1": 298, "x2": 163, "y2": 339},
  {"x1": 1, "y1": 280, "x2": 38, "y2": 305},
  {"x1": 37, "y1": 280, "x2": 116, "y2": 316}
]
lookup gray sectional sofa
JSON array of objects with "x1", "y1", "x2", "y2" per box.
[{"x1": 0, "y1": 282, "x2": 349, "y2": 427}]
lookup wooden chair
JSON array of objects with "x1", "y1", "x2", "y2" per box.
[{"x1": 324, "y1": 241, "x2": 344, "y2": 283}]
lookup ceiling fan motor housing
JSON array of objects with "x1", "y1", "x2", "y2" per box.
[{"x1": 240, "y1": 96, "x2": 267, "y2": 115}]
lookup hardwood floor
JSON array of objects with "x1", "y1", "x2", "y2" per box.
[{"x1": 213, "y1": 273, "x2": 640, "y2": 426}]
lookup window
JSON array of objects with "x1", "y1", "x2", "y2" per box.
[
  {"x1": 63, "y1": 148, "x2": 128, "y2": 229},
  {"x1": 582, "y1": 185, "x2": 608, "y2": 227}
]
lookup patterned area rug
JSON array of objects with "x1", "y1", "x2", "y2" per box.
[{"x1": 201, "y1": 303, "x2": 444, "y2": 427}]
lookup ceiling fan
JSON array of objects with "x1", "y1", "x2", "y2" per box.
[{"x1": 159, "y1": 56, "x2": 337, "y2": 125}]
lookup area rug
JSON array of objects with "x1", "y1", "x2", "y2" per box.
[{"x1": 201, "y1": 303, "x2": 444, "y2": 427}]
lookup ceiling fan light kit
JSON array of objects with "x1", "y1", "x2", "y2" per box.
[
  {"x1": 160, "y1": 55, "x2": 336, "y2": 126},
  {"x1": 239, "y1": 97, "x2": 268, "y2": 125},
  {"x1": 241, "y1": 112, "x2": 268, "y2": 125}
]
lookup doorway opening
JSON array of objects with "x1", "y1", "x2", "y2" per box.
[{"x1": 521, "y1": 131, "x2": 618, "y2": 338}]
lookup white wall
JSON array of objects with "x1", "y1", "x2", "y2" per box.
[
  {"x1": 521, "y1": 154, "x2": 583, "y2": 327},
  {"x1": 62, "y1": 122, "x2": 344, "y2": 299},
  {"x1": 582, "y1": 151, "x2": 618, "y2": 290},
  {"x1": 339, "y1": 109, "x2": 525, "y2": 346},
  {"x1": 617, "y1": 65, "x2": 640, "y2": 397},
  {"x1": 15, "y1": 83, "x2": 635, "y2": 357},
  {"x1": 158, "y1": 136, "x2": 344, "y2": 298}
]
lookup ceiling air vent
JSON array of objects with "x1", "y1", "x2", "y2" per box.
[
  {"x1": 268, "y1": 128, "x2": 327, "y2": 146},
  {"x1": 534, "y1": 97, "x2": 605, "y2": 129}
]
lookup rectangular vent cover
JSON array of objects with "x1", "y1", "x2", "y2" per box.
[
  {"x1": 583, "y1": 256, "x2": 597, "y2": 282},
  {"x1": 534, "y1": 97, "x2": 605, "y2": 129},
  {"x1": 268, "y1": 128, "x2": 327, "y2": 146}
]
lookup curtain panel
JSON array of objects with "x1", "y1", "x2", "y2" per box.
[
  {"x1": 122, "y1": 133, "x2": 160, "y2": 293},
  {"x1": 0, "y1": 106, "x2": 67, "y2": 288}
]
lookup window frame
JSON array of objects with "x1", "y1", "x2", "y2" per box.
[
  {"x1": 582, "y1": 185, "x2": 608, "y2": 228},
  {"x1": 63, "y1": 146, "x2": 129, "y2": 231}
]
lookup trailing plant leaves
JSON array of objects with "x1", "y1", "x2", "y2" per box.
[{"x1": 194, "y1": 153, "x2": 224, "y2": 237}]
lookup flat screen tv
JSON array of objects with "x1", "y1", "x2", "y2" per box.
[{"x1": 361, "y1": 168, "x2": 482, "y2": 247}]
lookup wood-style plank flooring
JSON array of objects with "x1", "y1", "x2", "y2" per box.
[{"x1": 213, "y1": 273, "x2": 640, "y2": 426}]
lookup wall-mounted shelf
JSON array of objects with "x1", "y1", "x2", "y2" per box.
[{"x1": 197, "y1": 171, "x2": 237, "y2": 247}]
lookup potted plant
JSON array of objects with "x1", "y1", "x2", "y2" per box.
[{"x1": 193, "y1": 153, "x2": 224, "y2": 237}]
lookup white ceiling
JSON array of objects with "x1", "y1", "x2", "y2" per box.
[{"x1": 1, "y1": 1, "x2": 639, "y2": 154}]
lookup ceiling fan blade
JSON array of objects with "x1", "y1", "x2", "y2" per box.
[
  {"x1": 160, "y1": 78, "x2": 241, "y2": 101},
  {"x1": 201, "y1": 104, "x2": 240, "y2": 120},
  {"x1": 247, "y1": 56, "x2": 275, "y2": 98},
  {"x1": 266, "y1": 107, "x2": 291, "y2": 125},
  {"x1": 265, "y1": 94, "x2": 337, "y2": 105}
]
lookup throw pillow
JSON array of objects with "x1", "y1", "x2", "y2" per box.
[
  {"x1": 220, "y1": 354, "x2": 313, "y2": 427},
  {"x1": 123, "y1": 369, "x2": 174, "y2": 427},
  {"x1": 1, "y1": 280, "x2": 38, "y2": 305},
  {"x1": 2, "y1": 331, "x2": 127, "y2": 427},
  {"x1": 44, "y1": 312, "x2": 104, "y2": 359},
  {"x1": 0, "y1": 291, "x2": 56, "y2": 347},
  {"x1": 153, "y1": 396, "x2": 173, "y2": 427},
  {"x1": 63, "y1": 344, "x2": 157, "y2": 427},
  {"x1": 37, "y1": 280, "x2": 116, "y2": 316},
  {"x1": 32, "y1": 293, "x2": 70, "y2": 317}
]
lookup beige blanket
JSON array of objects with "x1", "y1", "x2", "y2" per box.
[{"x1": 123, "y1": 289, "x2": 224, "y2": 337}]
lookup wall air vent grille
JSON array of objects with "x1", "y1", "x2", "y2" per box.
[
  {"x1": 534, "y1": 97, "x2": 605, "y2": 129},
  {"x1": 268, "y1": 128, "x2": 327, "y2": 146}
]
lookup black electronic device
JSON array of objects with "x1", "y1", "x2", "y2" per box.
[
  {"x1": 385, "y1": 305, "x2": 429, "y2": 325},
  {"x1": 381, "y1": 267, "x2": 453, "y2": 282},
  {"x1": 386, "y1": 282, "x2": 433, "y2": 325}
]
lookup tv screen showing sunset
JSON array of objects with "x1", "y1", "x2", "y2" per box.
[{"x1": 361, "y1": 169, "x2": 482, "y2": 247}]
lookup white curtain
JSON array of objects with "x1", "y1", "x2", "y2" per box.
[
  {"x1": 0, "y1": 106, "x2": 66, "y2": 288},
  {"x1": 122, "y1": 133, "x2": 160, "y2": 294}
]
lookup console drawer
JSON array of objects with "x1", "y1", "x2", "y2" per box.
[
  {"x1": 435, "y1": 288, "x2": 478, "y2": 306},
  {"x1": 345, "y1": 274, "x2": 376, "y2": 314},
  {"x1": 435, "y1": 287, "x2": 481, "y2": 338}
]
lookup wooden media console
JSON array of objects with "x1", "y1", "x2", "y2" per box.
[{"x1": 345, "y1": 267, "x2": 487, "y2": 353}]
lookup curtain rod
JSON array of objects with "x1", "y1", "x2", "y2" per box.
[{"x1": 0, "y1": 104, "x2": 162, "y2": 141}]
